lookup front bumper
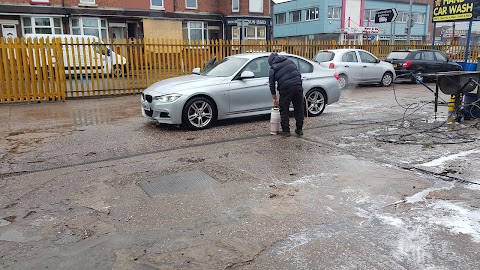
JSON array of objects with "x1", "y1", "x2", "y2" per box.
[{"x1": 140, "y1": 94, "x2": 184, "y2": 125}]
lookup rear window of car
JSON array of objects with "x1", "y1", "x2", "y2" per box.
[
  {"x1": 313, "y1": 51, "x2": 335, "y2": 62},
  {"x1": 386, "y1": 51, "x2": 410, "y2": 60}
]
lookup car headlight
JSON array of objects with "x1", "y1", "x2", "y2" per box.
[{"x1": 154, "y1": 94, "x2": 182, "y2": 103}]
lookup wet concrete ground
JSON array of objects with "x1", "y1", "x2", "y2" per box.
[{"x1": 0, "y1": 82, "x2": 479, "y2": 269}]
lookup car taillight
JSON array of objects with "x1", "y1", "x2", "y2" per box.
[
  {"x1": 402, "y1": 61, "x2": 412, "y2": 69},
  {"x1": 334, "y1": 73, "x2": 339, "y2": 80},
  {"x1": 329, "y1": 63, "x2": 335, "y2": 69}
]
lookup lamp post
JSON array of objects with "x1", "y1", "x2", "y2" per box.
[{"x1": 407, "y1": 0, "x2": 412, "y2": 43}]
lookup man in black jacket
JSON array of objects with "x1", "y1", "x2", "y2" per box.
[{"x1": 268, "y1": 52, "x2": 304, "y2": 137}]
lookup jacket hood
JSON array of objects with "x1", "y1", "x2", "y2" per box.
[{"x1": 268, "y1": 52, "x2": 286, "y2": 66}]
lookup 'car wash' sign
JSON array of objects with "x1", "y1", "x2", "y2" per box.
[{"x1": 432, "y1": 0, "x2": 477, "y2": 22}]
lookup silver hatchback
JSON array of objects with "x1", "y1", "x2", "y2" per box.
[
  {"x1": 313, "y1": 49, "x2": 395, "y2": 89},
  {"x1": 141, "y1": 52, "x2": 341, "y2": 130}
]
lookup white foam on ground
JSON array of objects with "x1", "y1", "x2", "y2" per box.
[{"x1": 419, "y1": 149, "x2": 480, "y2": 167}]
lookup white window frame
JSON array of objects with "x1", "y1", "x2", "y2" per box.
[
  {"x1": 290, "y1": 10, "x2": 302, "y2": 23},
  {"x1": 70, "y1": 17, "x2": 108, "y2": 40},
  {"x1": 80, "y1": 0, "x2": 95, "y2": 4},
  {"x1": 249, "y1": 0, "x2": 263, "y2": 13},
  {"x1": 275, "y1": 13, "x2": 287, "y2": 25},
  {"x1": 363, "y1": 9, "x2": 376, "y2": 21},
  {"x1": 183, "y1": 21, "x2": 208, "y2": 41},
  {"x1": 400, "y1": 12, "x2": 409, "y2": 23},
  {"x1": 414, "y1": 13, "x2": 425, "y2": 24},
  {"x1": 31, "y1": 0, "x2": 50, "y2": 3},
  {"x1": 185, "y1": 0, "x2": 197, "y2": 9},
  {"x1": 306, "y1": 7, "x2": 319, "y2": 21},
  {"x1": 328, "y1": 6, "x2": 341, "y2": 20},
  {"x1": 150, "y1": 0, "x2": 164, "y2": 10},
  {"x1": 21, "y1": 16, "x2": 63, "y2": 35},
  {"x1": 233, "y1": 25, "x2": 266, "y2": 41},
  {"x1": 232, "y1": 0, "x2": 239, "y2": 12}
]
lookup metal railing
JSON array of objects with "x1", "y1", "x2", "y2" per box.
[{"x1": 1, "y1": 38, "x2": 478, "y2": 103}]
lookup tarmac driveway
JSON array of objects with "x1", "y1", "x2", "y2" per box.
[{"x1": 0, "y1": 82, "x2": 479, "y2": 269}]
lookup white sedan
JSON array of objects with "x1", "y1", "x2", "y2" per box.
[
  {"x1": 313, "y1": 49, "x2": 395, "y2": 89},
  {"x1": 141, "y1": 52, "x2": 342, "y2": 130}
]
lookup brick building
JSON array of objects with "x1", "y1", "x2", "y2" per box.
[{"x1": 0, "y1": 0, "x2": 272, "y2": 41}]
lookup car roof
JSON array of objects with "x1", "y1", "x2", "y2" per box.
[
  {"x1": 316, "y1": 49, "x2": 365, "y2": 53},
  {"x1": 390, "y1": 49, "x2": 440, "y2": 52},
  {"x1": 229, "y1": 52, "x2": 306, "y2": 60}
]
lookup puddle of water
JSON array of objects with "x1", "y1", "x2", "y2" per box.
[
  {"x1": 405, "y1": 181, "x2": 454, "y2": 203},
  {"x1": 0, "y1": 229, "x2": 27, "y2": 243},
  {"x1": 0, "y1": 219, "x2": 11, "y2": 227}
]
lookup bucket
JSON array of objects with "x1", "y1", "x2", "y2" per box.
[
  {"x1": 270, "y1": 108, "x2": 280, "y2": 134},
  {"x1": 463, "y1": 92, "x2": 480, "y2": 119}
]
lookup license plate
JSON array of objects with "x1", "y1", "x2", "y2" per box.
[
  {"x1": 142, "y1": 101, "x2": 151, "y2": 110},
  {"x1": 393, "y1": 64, "x2": 397, "y2": 68}
]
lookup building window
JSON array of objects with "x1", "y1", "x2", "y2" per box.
[
  {"x1": 306, "y1": 7, "x2": 319, "y2": 21},
  {"x1": 414, "y1": 13, "x2": 425, "y2": 24},
  {"x1": 22, "y1": 17, "x2": 63, "y2": 34},
  {"x1": 400, "y1": 12, "x2": 409, "y2": 23},
  {"x1": 275, "y1": 13, "x2": 286, "y2": 24},
  {"x1": 186, "y1": 0, "x2": 197, "y2": 9},
  {"x1": 31, "y1": 0, "x2": 50, "y2": 3},
  {"x1": 80, "y1": 0, "x2": 95, "y2": 4},
  {"x1": 70, "y1": 17, "x2": 108, "y2": 39},
  {"x1": 233, "y1": 25, "x2": 266, "y2": 40},
  {"x1": 232, "y1": 0, "x2": 239, "y2": 12},
  {"x1": 249, "y1": 0, "x2": 263, "y2": 13},
  {"x1": 290, "y1": 10, "x2": 302, "y2": 23},
  {"x1": 183, "y1": 22, "x2": 208, "y2": 41},
  {"x1": 151, "y1": 0, "x2": 164, "y2": 9},
  {"x1": 364, "y1": 9, "x2": 376, "y2": 21},
  {"x1": 328, "y1": 7, "x2": 341, "y2": 20}
]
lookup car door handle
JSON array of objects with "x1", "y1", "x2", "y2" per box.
[
  {"x1": 344, "y1": 65, "x2": 349, "y2": 67},
  {"x1": 302, "y1": 77, "x2": 310, "y2": 80},
  {"x1": 363, "y1": 66, "x2": 367, "y2": 68}
]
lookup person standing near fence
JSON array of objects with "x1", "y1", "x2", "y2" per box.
[{"x1": 268, "y1": 52, "x2": 304, "y2": 137}]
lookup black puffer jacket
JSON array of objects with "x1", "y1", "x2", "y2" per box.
[{"x1": 268, "y1": 53, "x2": 302, "y2": 95}]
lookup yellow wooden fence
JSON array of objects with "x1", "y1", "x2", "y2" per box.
[{"x1": 1, "y1": 38, "x2": 479, "y2": 103}]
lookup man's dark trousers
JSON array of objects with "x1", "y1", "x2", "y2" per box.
[{"x1": 279, "y1": 85, "x2": 304, "y2": 132}]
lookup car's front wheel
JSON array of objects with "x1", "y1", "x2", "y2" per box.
[
  {"x1": 182, "y1": 97, "x2": 217, "y2": 130},
  {"x1": 305, "y1": 89, "x2": 327, "y2": 117},
  {"x1": 338, "y1": 74, "x2": 348, "y2": 89},
  {"x1": 380, "y1": 72, "x2": 393, "y2": 87}
]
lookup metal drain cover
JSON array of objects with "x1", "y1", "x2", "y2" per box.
[{"x1": 139, "y1": 170, "x2": 219, "y2": 198}]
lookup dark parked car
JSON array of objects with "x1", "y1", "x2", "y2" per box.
[{"x1": 385, "y1": 49, "x2": 463, "y2": 83}]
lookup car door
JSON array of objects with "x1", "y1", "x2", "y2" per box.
[
  {"x1": 228, "y1": 57, "x2": 272, "y2": 114},
  {"x1": 422, "y1": 51, "x2": 440, "y2": 73},
  {"x1": 339, "y1": 50, "x2": 363, "y2": 83},
  {"x1": 287, "y1": 56, "x2": 314, "y2": 92},
  {"x1": 358, "y1": 50, "x2": 384, "y2": 82},
  {"x1": 434, "y1": 51, "x2": 456, "y2": 72}
]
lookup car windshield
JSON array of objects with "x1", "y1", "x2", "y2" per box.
[
  {"x1": 313, "y1": 52, "x2": 335, "y2": 62},
  {"x1": 386, "y1": 51, "x2": 410, "y2": 60},
  {"x1": 201, "y1": 57, "x2": 248, "y2": 77}
]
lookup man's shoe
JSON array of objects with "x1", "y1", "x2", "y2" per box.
[
  {"x1": 277, "y1": 131, "x2": 291, "y2": 137},
  {"x1": 295, "y1": 130, "x2": 303, "y2": 136}
]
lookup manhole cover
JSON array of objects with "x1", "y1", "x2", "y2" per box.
[{"x1": 139, "y1": 170, "x2": 219, "y2": 198}]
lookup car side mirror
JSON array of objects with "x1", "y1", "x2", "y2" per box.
[
  {"x1": 375, "y1": 58, "x2": 380, "y2": 63},
  {"x1": 240, "y1": 71, "x2": 255, "y2": 79},
  {"x1": 192, "y1": 67, "x2": 201, "y2": 74}
]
